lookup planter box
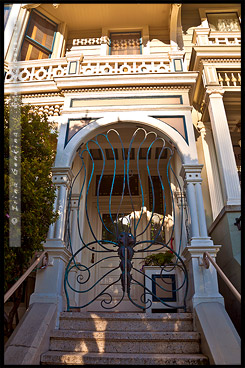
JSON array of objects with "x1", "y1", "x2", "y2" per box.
[{"x1": 144, "y1": 265, "x2": 178, "y2": 315}]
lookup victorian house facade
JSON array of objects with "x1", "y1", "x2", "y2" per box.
[{"x1": 4, "y1": 3, "x2": 241, "y2": 365}]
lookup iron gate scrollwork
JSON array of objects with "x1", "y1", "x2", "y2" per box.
[{"x1": 64, "y1": 127, "x2": 188, "y2": 311}]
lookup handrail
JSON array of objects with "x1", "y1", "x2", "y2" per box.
[
  {"x1": 203, "y1": 251, "x2": 241, "y2": 303},
  {"x1": 4, "y1": 250, "x2": 48, "y2": 304}
]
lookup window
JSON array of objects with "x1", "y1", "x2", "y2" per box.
[
  {"x1": 110, "y1": 32, "x2": 141, "y2": 55},
  {"x1": 207, "y1": 12, "x2": 240, "y2": 32},
  {"x1": 20, "y1": 10, "x2": 57, "y2": 61},
  {"x1": 4, "y1": 4, "x2": 12, "y2": 28}
]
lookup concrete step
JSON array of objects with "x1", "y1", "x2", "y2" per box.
[
  {"x1": 41, "y1": 351, "x2": 209, "y2": 365},
  {"x1": 59, "y1": 312, "x2": 194, "y2": 332},
  {"x1": 49, "y1": 330, "x2": 200, "y2": 354}
]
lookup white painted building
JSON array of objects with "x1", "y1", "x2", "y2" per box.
[{"x1": 4, "y1": 3, "x2": 241, "y2": 365}]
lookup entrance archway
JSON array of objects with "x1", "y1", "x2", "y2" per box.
[{"x1": 64, "y1": 123, "x2": 189, "y2": 312}]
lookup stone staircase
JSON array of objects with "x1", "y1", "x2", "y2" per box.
[{"x1": 41, "y1": 312, "x2": 209, "y2": 365}]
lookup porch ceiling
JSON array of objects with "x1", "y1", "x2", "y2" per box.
[{"x1": 38, "y1": 4, "x2": 171, "y2": 31}]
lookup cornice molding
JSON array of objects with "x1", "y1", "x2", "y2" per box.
[{"x1": 61, "y1": 85, "x2": 192, "y2": 94}]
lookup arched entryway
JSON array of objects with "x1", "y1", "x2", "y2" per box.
[{"x1": 64, "y1": 121, "x2": 190, "y2": 312}]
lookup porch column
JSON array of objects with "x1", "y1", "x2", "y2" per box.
[
  {"x1": 206, "y1": 87, "x2": 240, "y2": 206},
  {"x1": 174, "y1": 190, "x2": 188, "y2": 251},
  {"x1": 180, "y1": 164, "x2": 210, "y2": 244},
  {"x1": 29, "y1": 167, "x2": 73, "y2": 327},
  {"x1": 197, "y1": 122, "x2": 224, "y2": 221},
  {"x1": 66, "y1": 194, "x2": 80, "y2": 307},
  {"x1": 180, "y1": 164, "x2": 224, "y2": 309},
  {"x1": 47, "y1": 168, "x2": 73, "y2": 243}
]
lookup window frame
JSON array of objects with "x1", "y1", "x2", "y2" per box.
[
  {"x1": 102, "y1": 26, "x2": 149, "y2": 56},
  {"x1": 19, "y1": 9, "x2": 58, "y2": 61},
  {"x1": 198, "y1": 7, "x2": 241, "y2": 30},
  {"x1": 109, "y1": 31, "x2": 142, "y2": 55},
  {"x1": 206, "y1": 11, "x2": 241, "y2": 32}
]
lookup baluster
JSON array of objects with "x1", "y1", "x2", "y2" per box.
[
  {"x1": 114, "y1": 62, "x2": 118, "y2": 74},
  {"x1": 224, "y1": 73, "x2": 230, "y2": 86},
  {"x1": 218, "y1": 73, "x2": 224, "y2": 86},
  {"x1": 238, "y1": 73, "x2": 241, "y2": 85},
  {"x1": 47, "y1": 65, "x2": 53, "y2": 79},
  {"x1": 151, "y1": 61, "x2": 154, "y2": 72},
  {"x1": 96, "y1": 62, "x2": 100, "y2": 74},
  {"x1": 231, "y1": 73, "x2": 237, "y2": 86},
  {"x1": 30, "y1": 66, "x2": 35, "y2": 81}
]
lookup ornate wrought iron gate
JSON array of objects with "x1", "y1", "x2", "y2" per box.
[{"x1": 64, "y1": 127, "x2": 188, "y2": 311}]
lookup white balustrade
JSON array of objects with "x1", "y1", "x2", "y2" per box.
[
  {"x1": 217, "y1": 71, "x2": 241, "y2": 87},
  {"x1": 208, "y1": 32, "x2": 241, "y2": 46},
  {"x1": 80, "y1": 56, "x2": 171, "y2": 75},
  {"x1": 5, "y1": 55, "x2": 171, "y2": 83},
  {"x1": 4, "y1": 58, "x2": 68, "y2": 83}
]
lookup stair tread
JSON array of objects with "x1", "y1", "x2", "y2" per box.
[
  {"x1": 42, "y1": 351, "x2": 207, "y2": 358},
  {"x1": 50, "y1": 330, "x2": 200, "y2": 340},
  {"x1": 60, "y1": 312, "x2": 193, "y2": 320}
]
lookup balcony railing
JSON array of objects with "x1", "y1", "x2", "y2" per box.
[
  {"x1": 217, "y1": 70, "x2": 241, "y2": 87},
  {"x1": 193, "y1": 29, "x2": 241, "y2": 46},
  {"x1": 4, "y1": 58, "x2": 68, "y2": 83},
  {"x1": 4, "y1": 55, "x2": 171, "y2": 84},
  {"x1": 208, "y1": 31, "x2": 241, "y2": 46},
  {"x1": 80, "y1": 56, "x2": 171, "y2": 76}
]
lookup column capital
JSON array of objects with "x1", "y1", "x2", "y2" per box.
[
  {"x1": 180, "y1": 164, "x2": 203, "y2": 183},
  {"x1": 69, "y1": 194, "x2": 80, "y2": 209},
  {"x1": 205, "y1": 86, "x2": 225, "y2": 98},
  {"x1": 51, "y1": 167, "x2": 74, "y2": 187},
  {"x1": 174, "y1": 190, "x2": 187, "y2": 208}
]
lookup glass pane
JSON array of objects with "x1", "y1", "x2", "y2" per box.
[
  {"x1": 148, "y1": 176, "x2": 164, "y2": 215},
  {"x1": 20, "y1": 39, "x2": 49, "y2": 61},
  {"x1": 96, "y1": 174, "x2": 139, "y2": 196},
  {"x1": 207, "y1": 12, "x2": 240, "y2": 32},
  {"x1": 110, "y1": 32, "x2": 141, "y2": 55},
  {"x1": 102, "y1": 213, "x2": 131, "y2": 241},
  {"x1": 26, "y1": 11, "x2": 56, "y2": 50}
]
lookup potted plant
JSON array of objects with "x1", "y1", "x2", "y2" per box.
[{"x1": 142, "y1": 250, "x2": 175, "y2": 268}]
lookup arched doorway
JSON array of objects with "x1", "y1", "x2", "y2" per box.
[{"x1": 64, "y1": 122, "x2": 189, "y2": 312}]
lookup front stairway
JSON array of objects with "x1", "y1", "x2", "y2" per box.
[{"x1": 41, "y1": 312, "x2": 209, "y2": 365}]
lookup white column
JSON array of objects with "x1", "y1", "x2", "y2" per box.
[
  {"x1": 47, "y1": 186, "x2": 59, "y2": 239},
  {"x1": 185, "y1": 183, "x2": 199, "y2": 238},
  {"x1": 30, "y1": 168, "x2": 73, "y2": 324},
  {"x1": 197, "y1": 122, "x2": 223, "y2": 220},
  {"x1": 195, "y1": 183, "x2": 208, "y2": 237},
  {"x1": 174, "y1": 190, "x2": 188, "y2": 250},
  {"x1": 54, "y1": 184, "x2": 68, "y2": 239},
  {"x1": 206, "y1": 87, "x2": 240, "y2": 206},
  {"x1": 180, "y1": 164, "x2": 213, "y2": 246}
]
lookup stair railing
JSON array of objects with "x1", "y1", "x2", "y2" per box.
[
  {"x1": 4, "y1": 250, "x2": 48, "y2": 304},
  {"x1": 202, "y1": 251, "x2": 241, "y2": 303}
]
